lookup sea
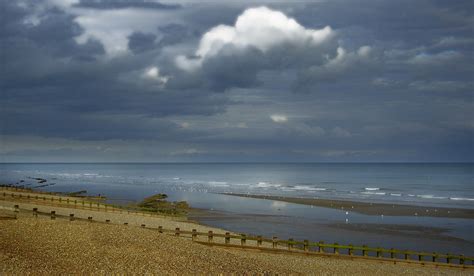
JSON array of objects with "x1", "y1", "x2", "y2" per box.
[{"x1": 1, "y1": 163, "x2": 473, "y2": 255}]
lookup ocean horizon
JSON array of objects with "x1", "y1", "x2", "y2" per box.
[{"x1": 1, "y1": 162, "x2": 472, "y2": 207}]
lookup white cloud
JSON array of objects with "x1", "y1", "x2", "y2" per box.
[
  {"x1": 176, "y1": 6, "x2": 333, "y2": 71},
  {"x1": 298, "y1": 45, "x2": 374, "y2": 83},
  {"x1": 326, "y1": 46, "x2": 372, "y2": 69},
  {"x1": 142, "y1": 66, "x2": 169, "y2": 85},
  {"x1": 270, "y1": 114, "x2": 288, "y2": 123}
]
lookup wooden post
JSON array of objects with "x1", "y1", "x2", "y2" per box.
[
  {"x1": 303, "y1": 240, "x2": 309, "y2": 252},
  {"x1": 175, "y1": 227, "x2": 180, "y2": 236},
  {"x1": 362, "y1": 245, "x2": 368, "y2": 257},
  {"x1": 272, "y1": 236, "x2": 278, "y2": 248},
  {"x1": 319, "y1": 241, "x2": 324, "y2": 253},
  {"x1": 418, "y1": 254, "x2": 422, "y2": 261},
  {"x1": 459, "y1": 255, "x2": 464, "y2": 265},
  {"x1": 334, "y1": 243, "x2": 339, "y2": 254},
  {"x1": 257, "y1": 236, "x2": 263, "y2": 247},
  {"x1": 158, "y1": 226, "x2": 163, "y2": 233},
  {"x1": 432, "y1": 252, "x2": 437, "y2": 262},
  {"x1": 404, "y1": 251, "x2": 409, "y2": 260},
  {"x1": 208, "y1": 231, "x2": 213, "y2": 243},
  {"x1": 377, "y1": 248, "x2": 382, "y2": 258},
  {"x1": 192, "y1": 229, "x2": 197, "y2": 241},
  {"x1": 67, "y1": 198, "x2": 69, "y2": 204},
  {"x1": 390, "y1": 248, "x2": 395, "y2": 259},
  {"x1": 51, "y1": 211, "x2": 56, "y2": 220},
  {"x1": 225, "y1": 232, "x2": 230, "y2": 244},
  {"x1": 240, "y1": 234, "x2": 246, "y2": 246},
  {"x1": 33, "y1": 208, "x2": 38, "y2": 217},
  {"x1": 446, "y1": 254, "x2": 451, "y2": 264},
  {"x1": 288, "y1": 239, "x2": 294, "y2": 250},
  {"x1": 69, "y1": 214, "x2": 74, "y2": 221},
  {"x1": 348, "y1": 244, "x2": 354, "y2": 256}
]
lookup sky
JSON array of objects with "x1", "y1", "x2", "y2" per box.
[{"x1": 0, "y1": 0, "x2": 473, "y2": 162}]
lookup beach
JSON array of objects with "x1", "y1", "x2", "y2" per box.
[
  {"x1": 1, "y1": 163, "x2": 473, "y2": 269},
  {"x1": 1, "y1": 190, "x2": 472, "y2": 274}
]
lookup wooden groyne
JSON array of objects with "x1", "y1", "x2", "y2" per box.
[
  {"x1": 0, "y1": 188, "x2": 186, "y2": 220},
  {"x1": 3, "y1": 201, "x2": 473, "y2": 269}
]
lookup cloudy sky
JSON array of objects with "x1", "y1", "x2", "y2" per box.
[{"x1": 1, "y1": 0, "x2": 473, "y2": 162}]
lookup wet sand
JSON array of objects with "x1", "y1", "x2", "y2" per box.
[
  {"x1": 221, "y1": 193, "x2": 474, "y2": 219},
  {"x1": 328, "y1": 223, "x2": 469, "y2": 242}
]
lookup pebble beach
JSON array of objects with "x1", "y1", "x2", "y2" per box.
[{"x1": 0, "y1": 190, "x2": 472, "y2": 275}]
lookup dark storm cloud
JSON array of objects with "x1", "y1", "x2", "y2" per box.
[
  {"x1": 289, "y1": 0, "x2": 474, "y2": 87},
  {"x1": 292, "y1": 0, "x2": 473, "y2": 43},
  {"x1": 0, "y1": 1, "x2": 228, "y2": 141},
  {"x1": 1, "y1": 0, "x2": 473, "y2": 161},
  {"x1": 157, "y1": 24, "x2": 200, "y2": 46},
  {"x1": 128, "y1": 32, "x2": 157, "y2": 54},
  {"x1": 127, "y1": 24, "x2": 200, "y2": 55}
]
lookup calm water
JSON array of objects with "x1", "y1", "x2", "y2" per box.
[{"x1": 1, "y1": 163, "x2": 473, "y2": 255}]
